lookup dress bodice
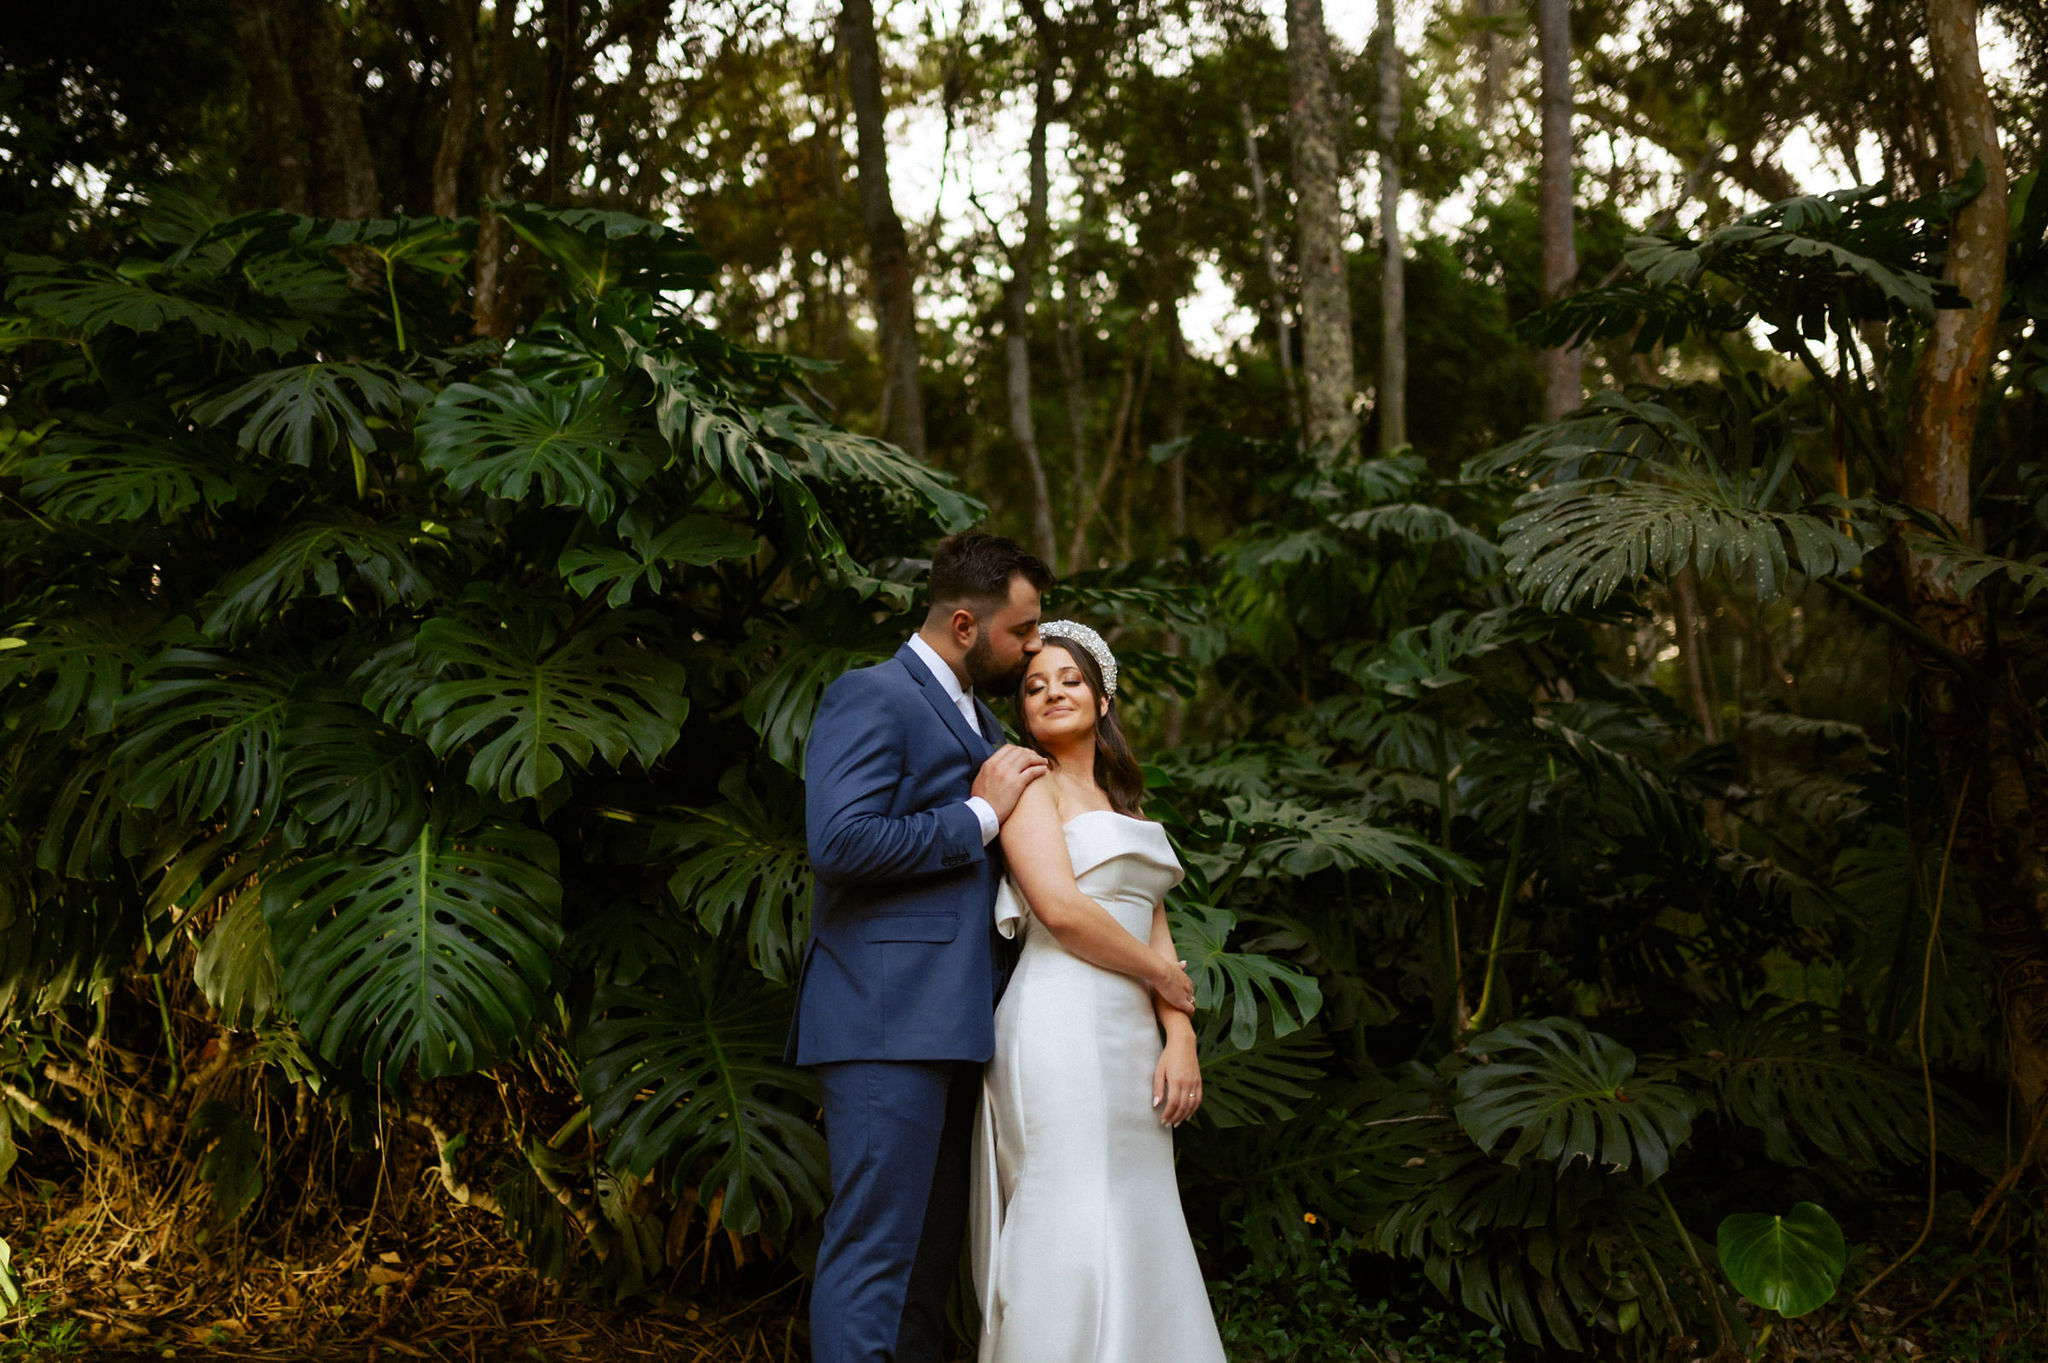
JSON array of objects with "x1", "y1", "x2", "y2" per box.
[{"x1": 993, "y1": 811, "x2": 1183, "y2": 945}]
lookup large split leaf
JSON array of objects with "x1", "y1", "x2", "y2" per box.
[
  {"x1": 1167, "y1": 901, "x2": 1323, "y2": 1050},
  {"x1": 496, "y1": 202, "x2": 715, "y2": 300},
  {"x1": 1456, "y1": 1017, "x2": 1695, "y2": 1181},
  {"x1": 263, "y1": 821, "x2": 562, "y2": 1079},
  {"x1": 280, "y1": 698, "x2": 432, "y2": 849},
  {"x1": 190, "y1": 362, "x2": 427, "y2": 467},
  {"x1": 3, "y1": 254, "x2": 308, "y2": 352},
  {"x1": 202, "y1": 518, "x2": 438, "y2": 640},
  {"x1": 193, "y1": 887, "x2": 281, "y2": 1029},
  {"x1": 557, "y1": 512, "x2": 759, "y2": 608},
  {"x1": 665, "y1": 770, "x2": 810, "y2": 986},
  {"x1": 114, "y1": 650, "x2": 296, "y2": 837},
  {"x1": 397, "y1": 612, "x2": 689, "y2": 802},
  {"x1": 18, "y1": 430, "x2": 245, "y2": 522},
  {"x1": 577, "y1": 961, "x2": 827, "y2": 1241},
  {"x1": 416, "y1": 372, "x2": 657, "y2": 519},
  {"x1": 1222, "y1": 795, "x2": 1480, "y2": 887}
]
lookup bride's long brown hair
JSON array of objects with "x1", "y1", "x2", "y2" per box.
[{"x1": 1016, "y1": 636, "x2": 1148, "y2": 817}]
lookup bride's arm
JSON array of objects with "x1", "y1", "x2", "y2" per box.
[
  {"x1": 1001, "y1": 782, "x2": 1196, "y2": 1014},
  {"x1": 1149, "y1": 903, "x2": 1203, "y2": 1125}
]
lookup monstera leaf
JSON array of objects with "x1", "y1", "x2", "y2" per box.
[
  {"x1": 1500, "y1": 468, "x2": 1864, "y2": 611},
  {"x1": 190, "y1": 362, "x2": 427, "y2": 467},
  {"x1": 3, "y1": 253, "x2": 308, "y2": 352},
  {"x1": 1456, "y1": 1017, "x2": 1695, "y2": 1181},
  {"x1": 416, "y1": 372, "x2": 657, "y2": 519},
  {"x1": 201, "y1": 518, "x2": 439, "y2": 640},
  {"x1": 19, "y1": 430, "x2": 246, "y2": 521},
  {"x1": 280, "y1": 698, "x2": 432, "y2": 850},
  {"x1": 1195, "y1": 1030, "x2": 1328, "y2": 1128},
  {"x1": 1167, "y1": 901, "x2": 1323, "y2": 1050},
  {"x1": 1717, "y1": 1202, "x2": 1846, "y2": 1318},
  {"x1": 496, "y1": 201, "x2": 715, "y2": 300},
  {"x1": 1222, "y1": 796, "x2": 1480, "y2": 887},
  {"x1": 0, "y1": 609, "x2": 152, "y2": 734},
  {"x1": 263, "y1": 821, "x2": 563, "y2": 1079},
  {"x1": 577, "y1": 960, "x2": 827, "y2": 1241},
  {"x1": 193, "y1": 887, "x2": 281, "y2": 1029},
  {"x1": 114, "y1": 650, "x2": 296, "y2": 837},
  {"x1": 762, "y1": 406, "x2": 982, "y2": 533},
  {"x1": 395, "y1": 611, "x2": 689, "y2": 802},
  {"x1": 665, "y1": 769, "x2": 811, "y2": 986},
  {"x1": 557, "y1": 513, "x2": 760, "y2": 608}
]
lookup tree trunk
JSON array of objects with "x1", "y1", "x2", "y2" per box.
[
  {"x1": 1161, "y1": 300, "x2": 1189, "y2": 747},
  {"x1": 288, "y1": 0, "x2": 380, "y2": 218},
  {"x1": 1240, "y1": 100, "x2": 1300, "y2": 426},
  {"x1": 839, "y1": 0, "x2": 927, "y2": 460},
  {"x1": 1535, "y1": 0, "x2": 1581, "y2": 420},
  {"x1": 1900, "y1": 0, "x2": 2048, "y2": 1156},
  {"x1": 473, "y1": 0, "x2": 519, "y2": 336},
  {"x1": 1285, "y1": 0, "x2": 1357, "y2": 458},
  {"x1": 1056, "y1": 264, "x2": 1091, "y2": 566},
  {"x1": 431, "y1": 0, "x2": 480, "y2": 217},
  {"x1": 228, "y1": 0, "x2": 310, "y2": 214},
  {"x1": 1375, "y1": 0, "x2": 1406, "y2": 453},
  {"x1": 1002, "y1": 4, "x2": 1063, "y2": 570},
  {"x1": 538, "y1": 0, "x2": 580, "y2": 204}
]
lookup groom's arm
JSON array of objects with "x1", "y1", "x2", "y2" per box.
[{"x1": 806, "y1": 670, "x2": 987, "y2": 886}]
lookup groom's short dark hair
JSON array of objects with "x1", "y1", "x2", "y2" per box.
[{"x1": 928, "y1": 531, "x2": 1053, "y2": 614}]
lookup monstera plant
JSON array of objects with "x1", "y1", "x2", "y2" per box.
[{"x1": 0, "y1": 196, "x2": 1325, "y2": 1285}]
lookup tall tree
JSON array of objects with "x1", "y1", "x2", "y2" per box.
[
  {"x1": 431, "y1": 0, "x2": 480, "y2": 217},
  {"x1": 1535, "y1": 0, "x2": 1580, "y2": 420},
  {"x1": 1375, "y1": 0, "x2": 1406, "y2": 452},
  {"x1": 1240, "y1": 100, "x2": 1300, "y2": 425},
  {"x1": 227, "y1": 0, "x2": 309, "y2": 213},
  {"x1": 1900, "y1": 0, "x2": 2043, "y2": 1154},
  {"x1": 473, "y1": 1, "x2": 520, "y2": 335},
  {"x1": 996, "y1": 0, "x2": 1066, "y2": 568},
  {"x1": 288, "y1": 0, "x2": 379, "y2": 217},
  {"x1": 838, "y1": 0, "x2": 927, "y2": 459},
  {"x1": 1285, "y1": 0, "x2": 1357, "y2": 457}
]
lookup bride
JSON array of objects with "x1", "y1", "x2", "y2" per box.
[{"x1": 969, "y1": 620, "x2": 1226, "y2": 1363}]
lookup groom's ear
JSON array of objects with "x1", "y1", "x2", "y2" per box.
[{"x1": 946, "y1": 605, "x2": 979, "y2": 646}]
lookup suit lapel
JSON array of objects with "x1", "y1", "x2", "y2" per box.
[{"x1": 897, "y1": 643, "x2": 993, "y2": 762}]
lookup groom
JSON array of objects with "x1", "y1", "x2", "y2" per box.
[{"x1": 789, "y1": 530, "x2": 1054, "y2": 1363}]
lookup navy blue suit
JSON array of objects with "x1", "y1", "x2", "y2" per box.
[{"x1": 791, "y1": 644, "x2": 1011, "y2": 1363}]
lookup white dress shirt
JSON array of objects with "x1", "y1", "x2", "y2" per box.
[{"x1": 907, "y1": 633, "x2": 1001, "y2": 845}]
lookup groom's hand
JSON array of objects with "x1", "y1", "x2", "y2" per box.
[{"x1": 973, "y1": 744, "x2": 1049, "y2": 823}]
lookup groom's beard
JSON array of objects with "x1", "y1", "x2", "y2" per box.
[{"x1": 963, "y1": 633, "x2": 1027, "y2": 694}]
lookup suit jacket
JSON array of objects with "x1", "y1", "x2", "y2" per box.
[{"x1": 785, "y1": 643, "x2": 1011, "y2": 1065}]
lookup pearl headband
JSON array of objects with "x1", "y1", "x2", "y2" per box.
[{"x1": 1037, "y1": 620, "x2": 1118, "y2": 697}]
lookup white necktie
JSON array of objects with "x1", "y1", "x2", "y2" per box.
[{"x1": 958, "y1": 694, "x2": 984, "y2": 740}]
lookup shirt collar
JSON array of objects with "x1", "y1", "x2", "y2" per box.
[{"x1": 906, "y1": 632, "x2": 970, "y2": 706}]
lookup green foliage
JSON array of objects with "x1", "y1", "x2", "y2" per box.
[
  {"x1": 577, "y1": 961, "x2": 827, "y2": 1241},
  {"x1": 1717, "y1": 1202, "x2": 1846, "y2": 1318},
  {"x1": 184, "y1": 1100, "x2": 265, "y2": 1231},
  {"x1": 263, "y1": 822, "x2": 563, "y2": 1079},
  {"x1": 1457, "y1": 1018, "x2": 1694, "y2": 1181},
  {"x1": 393, "y1": 609, "x2": 690, "y2": 803}
]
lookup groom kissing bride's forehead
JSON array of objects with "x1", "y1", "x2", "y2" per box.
[
  {"x1": 790, "y1": 527, "x2": 1221, "y2": 1363},
  {"x1": 925, "y1": 530, "x2": 1054, "y2": 693},
  {"x1": 788, "y1": 528, "x2": 1054, "y2": 1363}
]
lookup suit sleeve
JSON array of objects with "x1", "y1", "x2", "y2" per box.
[{"x1": 806, "y1": 670, "x2": 988, "y2": 886}]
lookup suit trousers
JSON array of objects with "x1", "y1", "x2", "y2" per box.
[{"x1": 811, "y1": 1059, "x2": 980, "y2": 1363}]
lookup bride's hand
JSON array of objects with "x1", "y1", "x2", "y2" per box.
[
  {"x1": 1150, "y1": 955, "x2": 1197, "y2": 1015},
  {"x1": 1152, "y1": 1033, "x2": 1202, "y2": 1126}
]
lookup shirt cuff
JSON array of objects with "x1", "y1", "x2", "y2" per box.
[{"x1": 966, "y1": 796, "x2": 1000, "y2": 846}]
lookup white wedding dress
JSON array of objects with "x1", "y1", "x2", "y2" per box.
[{"x1": 969, "y1": 811, "x2": 1226, "y2": 1363}]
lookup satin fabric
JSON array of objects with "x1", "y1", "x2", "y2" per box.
[{"x1": 970, "y1": 811, "x2": 1226, "y2": 1363}]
